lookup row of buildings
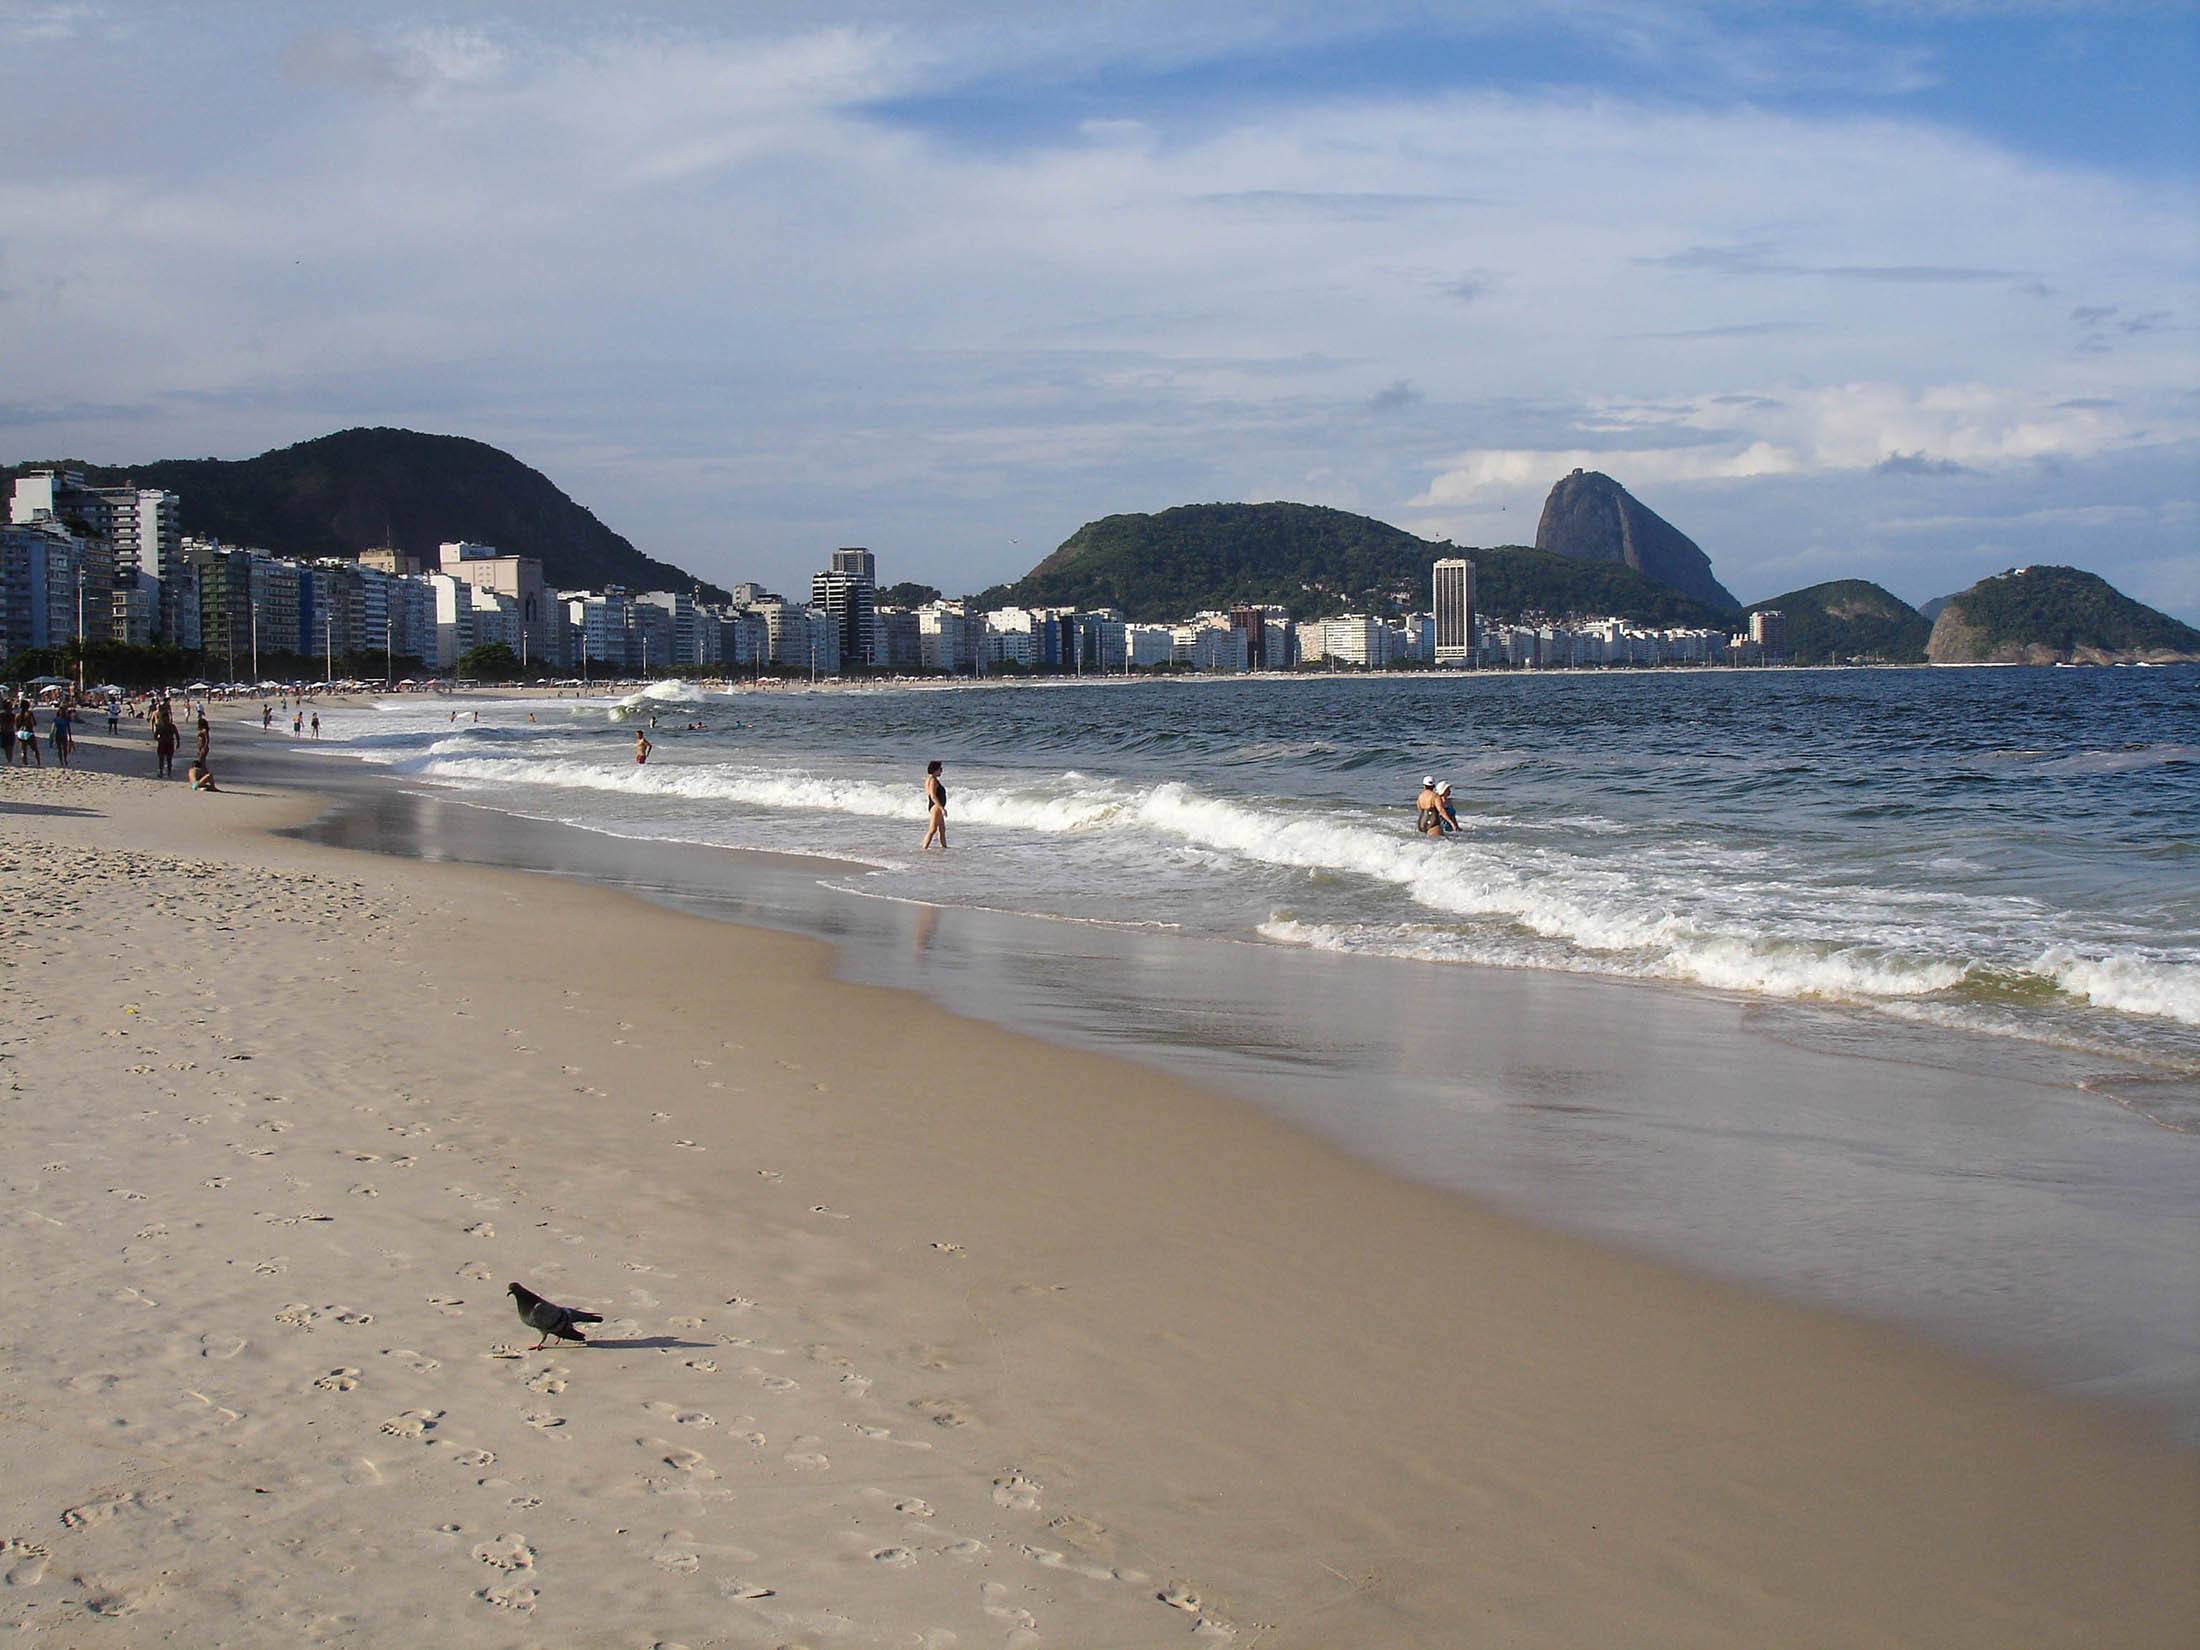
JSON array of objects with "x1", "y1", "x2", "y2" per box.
[{"x1": 2, "y1": 472, "x2": 1783, "y2": 677}]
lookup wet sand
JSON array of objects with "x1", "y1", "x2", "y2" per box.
[{"x1": 1, "y1": 733, "x2": 2194, "y2": 1647}]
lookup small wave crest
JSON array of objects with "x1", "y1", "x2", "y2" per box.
[{"x1": 2036, "y1": 946, "x2": 2200, "y2": 1026}]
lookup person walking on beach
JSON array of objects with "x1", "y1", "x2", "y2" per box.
[
  {"x1": 106, "y1": 697, "x2": 120, "y2": 735},
  {"x1": 15, "y1": 701, "x2": 39, "y2": 767},
  {"x1": 292, "y1": 709, "x2": 302, "y2": 736},
  {"x1": 634, "y1": 727, "x2": 653, "y2": 764},
  {"x1": 153, "y1": 699, "x2": 178, "y2": 777},
  {"x1": 263, "y1": 702, "x2": 272, "y2": 730},
  {"x1": 922, "y1": 759, "x2": 948, "y2": 850},
  {"x1": 50, "y1": 698, "x2": 72, "y2": 768},
  {"x1": 310, "y1": 711, "x2": 321, "y2": 739},
  {"x1": 195, "y1": 712, "x2": 211, "y2": 767}
]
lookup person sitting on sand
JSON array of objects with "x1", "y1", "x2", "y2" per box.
[
  {"x1": 635, "y1": 727, "x2": 653, "y2": 764},
  {"x1": 186, "y1": 761, "x2": 220, "y2": 792},
  {"x1": 922, "y1": 759, "x2": 948, "y2": 850}
]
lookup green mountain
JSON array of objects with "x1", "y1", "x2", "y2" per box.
[
  {"x1": 2, "y1": 427, "x2": 722, "y2": 600},
  {"x1": 981, "y1": 501, "x2": 1735, "y2": 627},
  {"x1": 1925, "y1": 566, "x2": 2200, "y2": 664},
  {"x1": 1747, "y1": 580, "x2": 1930, "y2": 664}
]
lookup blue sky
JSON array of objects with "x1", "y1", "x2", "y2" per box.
[{"x1": 2, "y1": 0, "x2": 2194, "y2": 617}]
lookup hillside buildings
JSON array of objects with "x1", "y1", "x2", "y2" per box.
[{"x1": 1, "y1": 478, "x2": 1786, "y2": 682}]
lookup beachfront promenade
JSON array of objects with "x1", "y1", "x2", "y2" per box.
[{"x1": 0, "y1": 728, "x2": 2193, "y2": 1647}]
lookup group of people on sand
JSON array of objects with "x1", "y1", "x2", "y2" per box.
[{"x1": 148, "y1": 697, "x2": 220, "y2": 788}]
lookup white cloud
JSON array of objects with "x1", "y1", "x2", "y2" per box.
[
  {"x1": 0, "y1": 6, "x2": 2192, "y2": 613},
  {"x1": 1412, "y1": 382, "x2": 2184, "y2": 508}
]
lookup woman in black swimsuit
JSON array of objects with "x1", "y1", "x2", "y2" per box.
[{"x1": 922, "y1": 760, "x2": 947, "y2": 851}]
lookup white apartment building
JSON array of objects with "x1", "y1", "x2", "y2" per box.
[
  {"x1": 917, "y1": 602, "x2": 971, "y2": 673},
  {"x1": 1308, "y1": 614, "x2": 1389, "y2": 668},
  {"x1": 1125, "y1": 623, "x2": 1176, "y2": 667}
]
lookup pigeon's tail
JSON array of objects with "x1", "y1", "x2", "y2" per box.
[{"x1": 570, "y1": 1311, "x2": 604, "y2": 1325}]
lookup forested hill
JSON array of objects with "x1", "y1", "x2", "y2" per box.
[
  {"x1": 2, "y1": 428, "x2": 724, "y2": 601},
  {"x1": 1925, "y1": 566, "x2": 2200, "y2": 664},
  {"x1": 980, "y1": 501, "x2": 1736, "y2": 627},
  {"x1": 1747, "y1": 580, "x2": 1931, "y2": 664}
]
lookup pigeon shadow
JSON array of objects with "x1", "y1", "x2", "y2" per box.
[{"x1": 587, "y1": 1335, "x2": 714, "y2": 1351}]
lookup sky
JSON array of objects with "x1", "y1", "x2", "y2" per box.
[{"x1": 2, "y1": 1, "x2": 2195, "y2": 618}]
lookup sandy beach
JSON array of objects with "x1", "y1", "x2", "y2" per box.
[{"x1": 2, "y1": 735, "x2": 2195, "y2": 1648}]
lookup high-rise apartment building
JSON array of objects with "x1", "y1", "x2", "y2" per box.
[
  {"x1": 812, "y1": 546, "x2": 879, "y2": 670},
  {"x1": 1433, "y1": 557, "x2": 1476, "y2": 665}
]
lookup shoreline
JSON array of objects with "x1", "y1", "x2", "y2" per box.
[
  {"x1": 287, "y1": 713, "x2": 2200, "y2": 1443},
  {"x1": 3, "y1": 736, "x2": 2196, "y2": 1645}
]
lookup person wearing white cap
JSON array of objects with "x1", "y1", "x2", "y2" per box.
[
  {"x1": 1415, "y1": 775, "x2": 1444, "y2": 835},
  {"x1": 1431, "y1": 780, "x2": 1459, "y2": 834}
]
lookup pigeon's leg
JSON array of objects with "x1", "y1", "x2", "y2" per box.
[{"x1": 531, "y1": 1331, "x2": 551, "y2": 1350}]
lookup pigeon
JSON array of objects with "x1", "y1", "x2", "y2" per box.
[{"x1": 507, "y1": 1281, "x2": 604, "y2": 1350}]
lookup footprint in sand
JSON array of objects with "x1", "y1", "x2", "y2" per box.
[
  {"x1": 810, "y1": 1205, "x2": 849, "y2": 1220},
  {"x1": 853, "y1": 1424, "x2": 933, "y2": 1451},
  {"x1": 312, "y1": 1368, "x2": 360, "y2": 1392},
  {"x1": 379, "y1": 1409, "x2": 442, "y2": 1440},
  {"x1": 945, "y1": 1538, "x2": 987, "y2": 1560},
  {"x1": 871, "y1": 1546, "x2": 915, "y2": 1567},
  {"x1": 980, "y1": 1581, "x2": 1038, "y2": 1633},
  {"x1": 524, "y1": 1414, "x2": 566, "y2": 1431},
  {"x1": 463, "y1": 1222, "x2": 494, "y2": 1239},
  {"x1": 720, "y1": 1580, "x2": 775, "y2": 1601},
  {"x1": 644, "y1": 1403, "x2": 716, "y2": 1429},
  {"x1": 2, "y1": 1538, "x2": 52, "y2": 1587},
  {"x1": 203, "y1": 1176, "x2": 230, "y2": 1190},
  {"x1": 992, "y1": 1473, "x2": 1042, "y2": 1513},
  {"x1": 441, "y1": 1446, "x2": 497, "y2": 1470},
  {"x1": 60, "y1": 1493, "x2": 153, "y2": 1532},
  {"x1": 456, "y1": 1262, "x2": 494, "y2": 1282},
  {"x1": 382, "y1": 1349, "x2": 441, "y2": 1374},
  {"x1": 782, "y1": 1447, "x2": 830, "y2": 1471},
  {"x1": 673, "y1": 1139, "x2": 704, "y2": 1151},
  {"x1": 426, "y1": 1296, "x2": 465, "y2": 1316},
  {"x1": 475, "y1": 1583, "x2": 537, "y2": 1612},
  {"x1": 526, "y1": 1368, "x2": 568, "y2": 1395},
  {"x1": 649, "y1": 1441, "x2": 720, "y2": 1479},
  {"x1": 683, "y1": 1358, "x2": 719, "y2": 1375},
  {"x1": 931, "y1": 1242, "x2": 966, "y2": 1256},
  {"x1": 652, "y1": 1547, "x2": 701, "y2": 1574},
  {"x1": 909, "y1": 1398, "x2": 970, "y2": 1428},
  {"x1": 470, "y1": 1533, "x2": 535, "y2": 1572}
]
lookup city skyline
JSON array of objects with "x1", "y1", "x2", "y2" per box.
[{"x1": 1, "y1": 3, "x2": 2194, "y2": 620}]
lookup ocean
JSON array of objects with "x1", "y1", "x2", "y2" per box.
[
  {"x1": 321, "y1": 664, "x2": 2200, "y2": 1093},
  {"x1": 302, "y1": 663, "x2": 2200, "y2": 1435}
]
